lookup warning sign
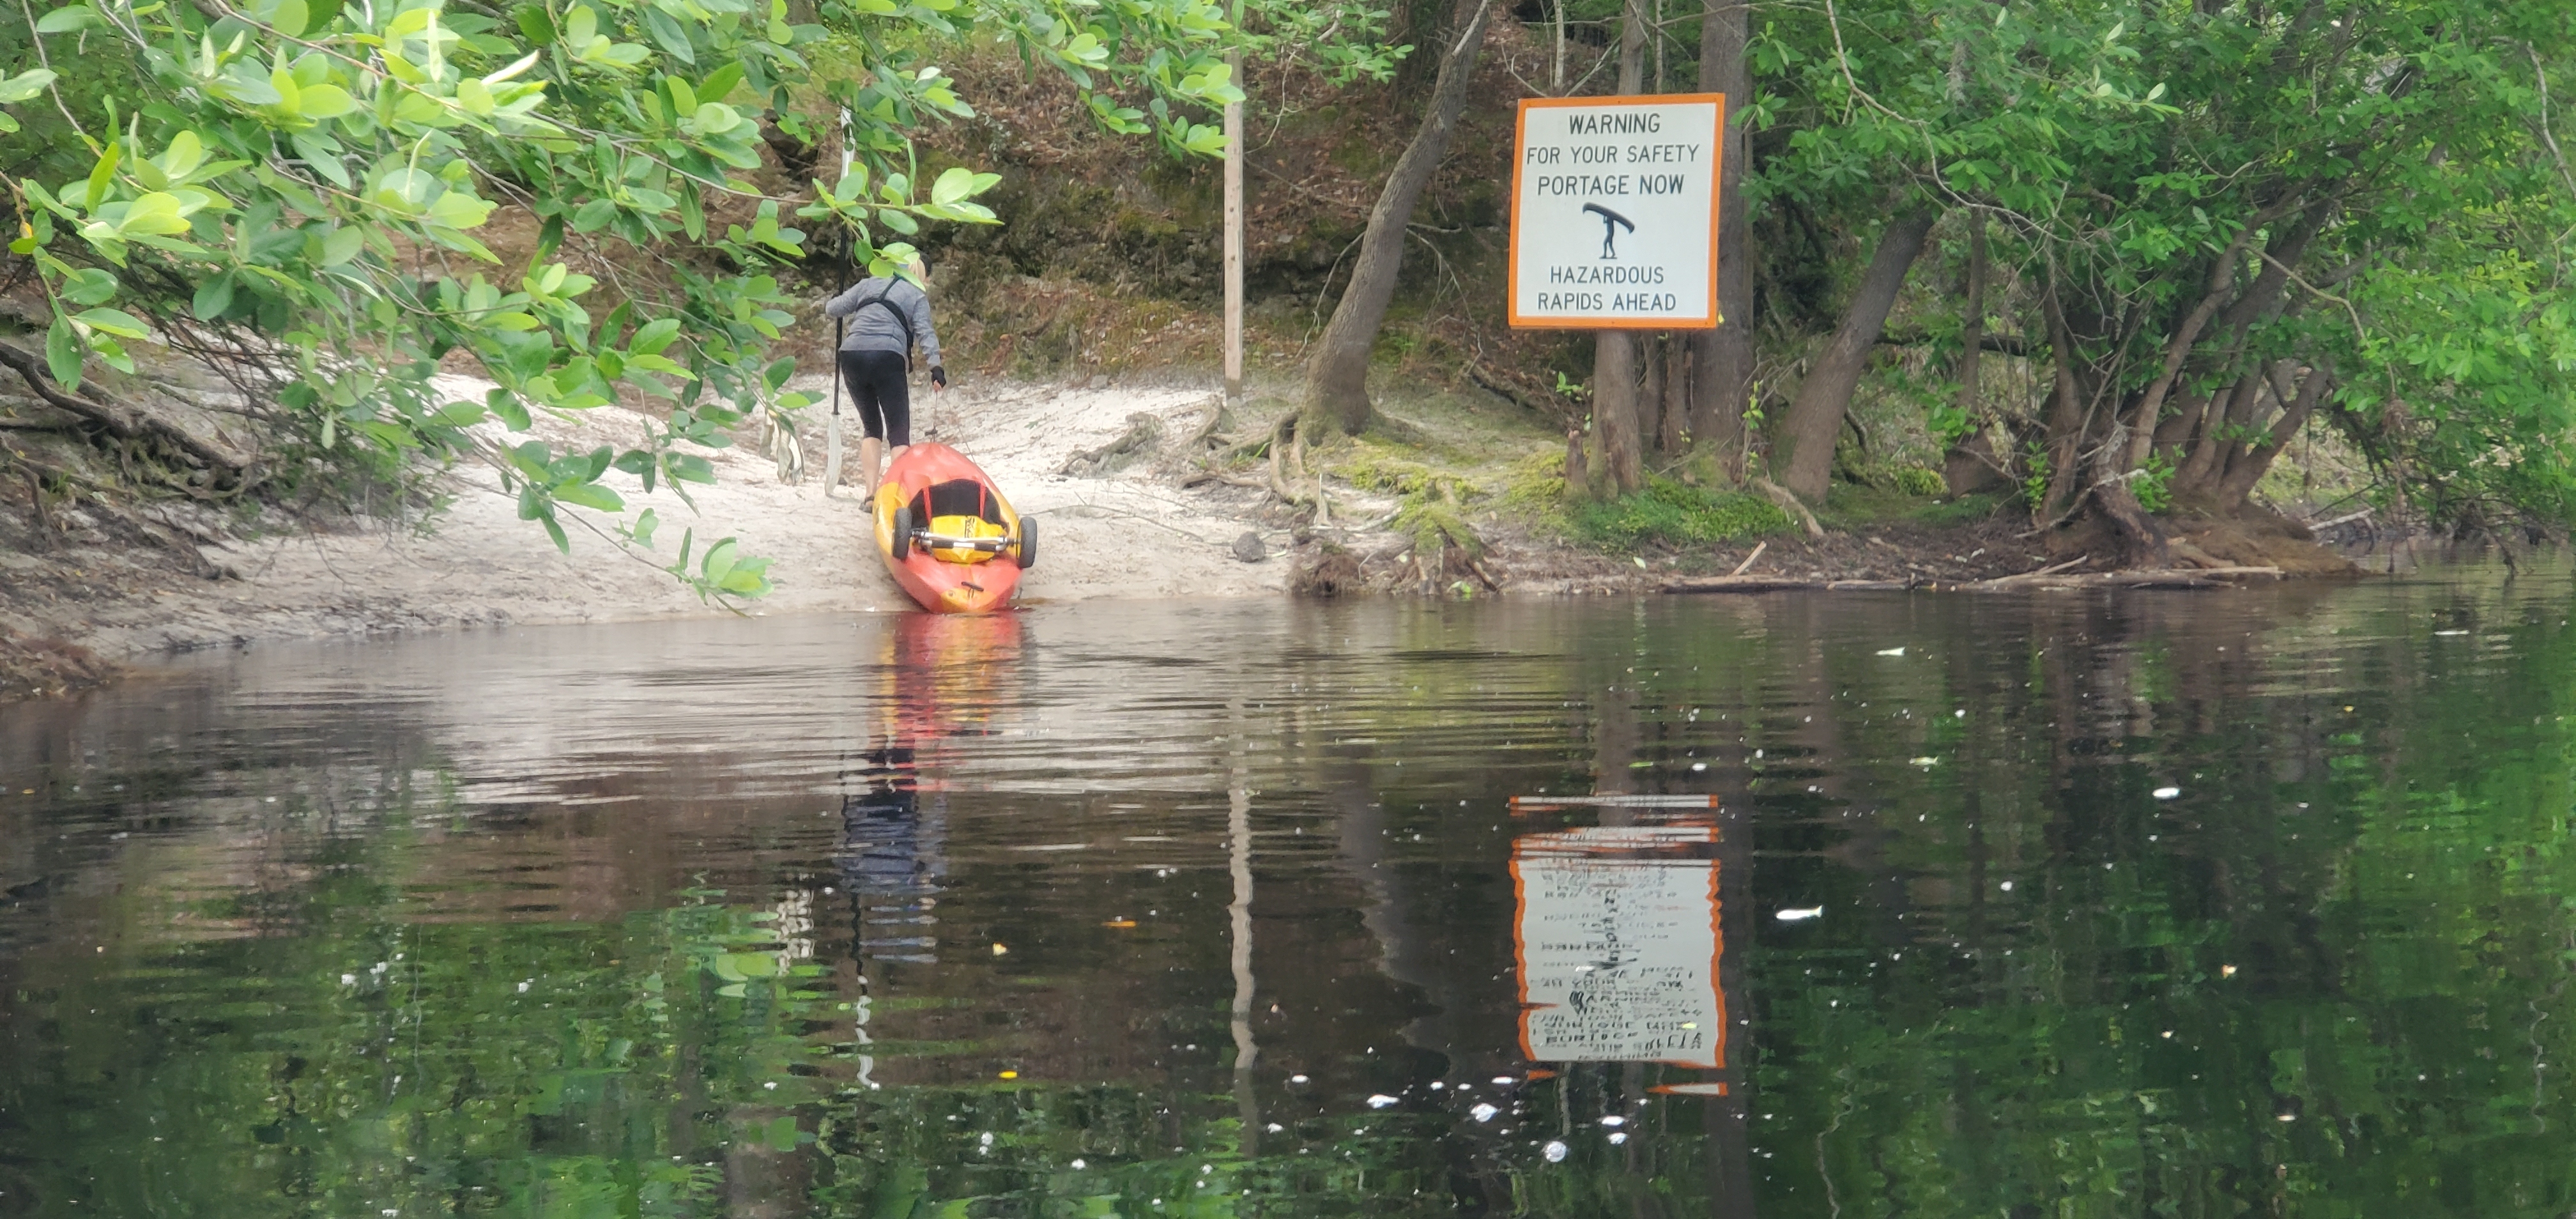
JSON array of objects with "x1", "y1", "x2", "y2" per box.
[
  {"x1": 1512, "y1": 825, "x2": 1726, "y2": 1069},
  {"x1": 1508, "y1": 95, "x2": 1724, "y2": 330}
]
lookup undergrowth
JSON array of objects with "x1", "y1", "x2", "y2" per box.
[{"x1": 1568, "y1": 477, "x2": 1792, "y2": 549}]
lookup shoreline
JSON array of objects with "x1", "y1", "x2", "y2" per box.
[{"x1": 1, "y1": 369, "x2": 2413, "y2": 701}]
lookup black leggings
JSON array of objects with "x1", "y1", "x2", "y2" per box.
[{"x1": 836, "y1": 349, "x2": 911, "y2": 446}]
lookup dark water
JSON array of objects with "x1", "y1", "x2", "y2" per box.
[{"x1": 4, "y1": 565, "x2": 2575, "y2": 1217}]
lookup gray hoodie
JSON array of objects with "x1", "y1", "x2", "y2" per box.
[{"x1": 823, "y1": 276, "x2": 940, "y2": 368}]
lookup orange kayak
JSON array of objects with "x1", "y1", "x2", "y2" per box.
[{"x1": 870, "y1": 443, "x2": 1034, "y2": 613}]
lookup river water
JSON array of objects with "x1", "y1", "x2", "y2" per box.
[{"x1": 3, "y1": 564, "x2": 2573, "y2": 1216}]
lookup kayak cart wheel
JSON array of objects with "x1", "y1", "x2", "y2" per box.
[
  {"x1": 1014, "y1": 516, "x2": 1037, "y2": 570},
  {"x1": 891, "y1": 506, "x2": 914, "y2": 559}
]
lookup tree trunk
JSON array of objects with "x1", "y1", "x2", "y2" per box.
[
  {"x1": 1586, "y1": 0, "x2": 1651, "y2": 492},
  {"x1": 1659, "y1": 334, "x2": 1690, "y2": 452},
  {"x1": 1940, "y1": 216, "x2": 1988, "y2": 494},
  {"x1": 1773, "y1": 208, "x2": 1937, "y2": 503},
  {"x1": 1640, "y1": 334, "x2": 1667, "y2": 452},
  {"x1": 1301, "y1": 0, "x2": 1497, "y2": 434},
  {"x1": 2214, "y1": 363, "x2": 2332, "y2": 507},
  {"x1": 2037, "y1": 288, "x2": 2098, "y2": 522},
  {"x1": 1685, "y1": 0, "x2": 1753, "y2": 482},
  {"x1": 1594, "y1": 331, "x2": 1645, "y2": 493}
]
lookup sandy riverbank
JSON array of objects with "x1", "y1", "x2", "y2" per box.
[{"x1": 1, "y1": 374, "x2": 1289, "y2": 668}]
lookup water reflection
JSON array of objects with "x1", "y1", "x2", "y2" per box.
[
  {"x1": 2, "y1": 565, "x2": 2575, "y2": 1215},
  {"x1": 1511, "y1": 820, "x2": 1726, "y2": 1071}
]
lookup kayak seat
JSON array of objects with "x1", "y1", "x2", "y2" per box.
[
  {"x1": 912, "y1": 479, "x2": 1002, "y2": 524},
  {"x1": 909, "y1": 479, "x2": 1008, "y2": 564}
]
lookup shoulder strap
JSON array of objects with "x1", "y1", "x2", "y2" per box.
[{"x1": 853, "y1": 282, "x2": 916, "y2": 370}]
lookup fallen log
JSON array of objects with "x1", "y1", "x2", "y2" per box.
[
  {"x1": 1662, "y1": 575, "x2": 1830, "y2": 594},
  {"x1": 1960, "y1": 566, "x2": 2283, "y2": 592},
  {"x1": 1662, "y1": 566, "x2": 2285, "y2": 595}
]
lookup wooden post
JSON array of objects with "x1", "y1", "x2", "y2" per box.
[
  {"x1": 1223, "y1": 5, "x2": 1245, "y2": 408},
  {"x1": 824, "y1": 107, "x2": 854, "y2": 497}
]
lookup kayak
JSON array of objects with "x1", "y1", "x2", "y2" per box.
[{"x1": 870, "y1": 443, "x2": 1034, "y2": 613}]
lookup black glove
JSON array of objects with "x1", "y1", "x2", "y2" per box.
[{"x1": 930, "y1": 365, "x2": 947, "y2": 389}]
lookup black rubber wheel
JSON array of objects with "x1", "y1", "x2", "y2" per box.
[
  {"x1": 891, "y1": 506, "x2": 914, "y2": 559},
  {"x1": 1015, "y1": 516, "x2": 1037, "y2": 570}
]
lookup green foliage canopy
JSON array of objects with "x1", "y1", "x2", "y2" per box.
[
  {"x1": 1742, "y1": 0, "x2": 2576, "y2": 528},
  {"x1": 0, "y1": 0, "x2": 1248, "y2": 594}
]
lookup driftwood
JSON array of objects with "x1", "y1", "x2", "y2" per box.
[
  {"x1": 1059, "y1": 411, "x2": 1166, "y2": 477},
  {"x1": 1664, "y1": 575, "x2": 1846, "y2": 594},
  {"x1": 1662, "y1": 565, "x2": 2285, "y2": 595},
  {"x1": 1968, "y1": 566, "x2": 2283, "y2": 591}
]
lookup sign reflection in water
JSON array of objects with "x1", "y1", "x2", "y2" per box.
[{"x1": 1510, "y1": 820, "x2": 1726, "y2": 1072}]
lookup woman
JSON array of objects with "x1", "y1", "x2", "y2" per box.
[{"x1": 822, "y1": 254, "x2": 946, "y2": 493}]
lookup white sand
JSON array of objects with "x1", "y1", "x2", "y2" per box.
[{"x1": 50, "y1": 374, "x2": 1287, "y2": 657}]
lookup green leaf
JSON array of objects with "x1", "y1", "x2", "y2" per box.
[
  {"x1": 32, "y1": 6, "x2": 98, "y2": 33},
  {"x1": 291, "y1": 131, "x2": 350, "y2": 188},
  {"x1": 643, "y1": 8, "x2": 695, "y2": 64},
  {"x1": 44, "y1": 314, "x2": 84, "y2": 388},
  {"x1": 192, "y1": 275, "x2": 237, "y2": 321},
  {"x1": 555, "y1": 480, "x2": 625, "y2": 512},
  {"x1": 696, "y1": 61, "x2": 744, "y2": 105},
  {"x1": 114, "y1": 193, "x2": 192, "y2": 238},
  {"x1": 629, "y1": 317, "x2": 680, "y2": 355},
  {"x1": 59, "y1": 267, "x2": 118, "y2": 306},
  {"x1": 266, "y1": 0, "x2": 310, "y2": 38},
  {"x1": 571, "y1": 197, "x2": 618, "y2": 233},
  {"x1": 84, "y1": 141, "x2": 121, "y2": 213},
  {"x1": 297, "y1": 84, "x2": 355, "y2": 119},
  {"x1": 929, "y1": 165, "x2": 977, "y2": 207},
  {"x1": 0, "y1": 69, "x2": 58, "y2": 103},
  {"x1": 319, "y1": 226, "x2": 365, "y2": 266},
  {"x1": 701, "y1": 537, "x2": 738, "y2": 585},
  {"x1": 632, "y1": 506, "x2": 659, "y2": 548},
  {"x1": 72, "y1": 307, "x2": 149, "y2": 339},
  {"x1": 691, "y1": 102, "x2": 740, "y2": 135}
]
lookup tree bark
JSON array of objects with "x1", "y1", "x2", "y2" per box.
[
  {"x1": 1594, "y1": 330, "x2": 1645, "y2": 493},
  {"x1": 1301, "y1": 0, "x2": 1497, "y2": 434},
  {"x1": 1586, "y1": 0, "x2": 1651, "y2": 492},
  {"x1": 1940, "y1": 215, "x2": 1988, "y2": 494},
  {"x1": 1685, "y1": 0, "x2": 1753, "y2": 482},
  {"x1": 1773, "y1": 208, "x2": 1937, "y2": 503},
  {"x1": 1639, "y1": 334, "x2": 1667, "y2": 451},
  {"x1": 1659, "y1": 334, "x2": 1690, "y2": 452}
]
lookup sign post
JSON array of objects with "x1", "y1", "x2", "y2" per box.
[{"x1": 1508, "y1": 95, "x2": 1725, "y2": 331}]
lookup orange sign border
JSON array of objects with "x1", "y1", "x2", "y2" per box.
[{"x1": 1507, "y1": 93, "x2": 1727, "y2": 332}]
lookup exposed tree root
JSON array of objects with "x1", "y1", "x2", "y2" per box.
[
  {"x1": 1749, "y1": 476, "x2": 1827, "y2": 539},
  {"x1": 0, "y1": 342, "x2": 250, "y2": 491}
]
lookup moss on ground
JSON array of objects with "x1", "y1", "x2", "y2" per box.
[
  {"x1": 1818, "y1": 482, "x2": 2014, "y2": 532},
  {"x1": 1568, "y1": 477, "x2": 1793, "y2": 549}
]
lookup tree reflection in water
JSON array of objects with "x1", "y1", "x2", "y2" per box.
[{"x1": 0, "y1": 565, "x2": 2573, "y2": 1215}]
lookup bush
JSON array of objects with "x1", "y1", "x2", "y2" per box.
[
  {"x1": 1570, "y1": 477, "x2": 1792, "y2": 548},
  {"x1": 1894, "y1": 465, "x2": 1947, "y2": 496}
]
